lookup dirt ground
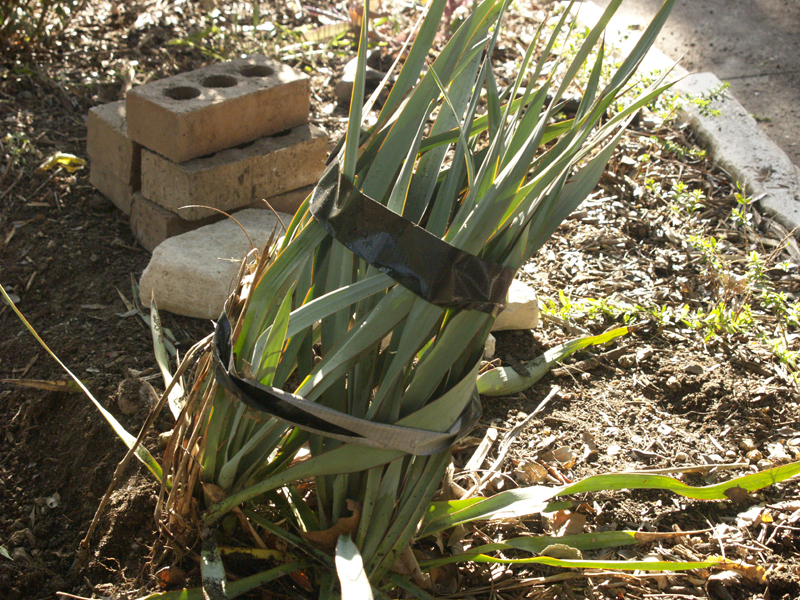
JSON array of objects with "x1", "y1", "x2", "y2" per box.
[{"x1": 1, "y1": 2, "x2": 799, "y2": 600}]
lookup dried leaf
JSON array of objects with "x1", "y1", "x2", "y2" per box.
[
  {"x1": 723, "y1": 485, "x2": 752, "y2": 504},
  {"x1": 580, "y1": 431, "x2": 598, "y2": 461},
  {"x1": 539, "y1": 544, "x2": 583, "y2": 560},
  {"x1": 515, "y1": 460, "x2": 549, "y2": 484},
  {"x1": 202, "y1": 483, "x2": 227, "y2": 505},
  {"x1": 37, "y1": 152, "x2": 86, "y2": 173},
  {"x1": 156, "y1": 566, "x2": 186, "y2": 588},
  {"x1": 302, "y1": 499, "x2": 361, "y2": 550},
  {"x1": 546, "y1": 510, "x2": 587, "y2": 536}
]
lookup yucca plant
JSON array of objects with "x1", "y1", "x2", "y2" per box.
[{"x1": 154, "y1": 0, "x2": 695, "y2": 593}]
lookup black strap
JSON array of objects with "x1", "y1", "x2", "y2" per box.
[
  {"x1": 213, "y1": 313, "x2": 480, "y2": 456},
  {"x1": 309, "y1": 163, "x2": 514, "y2": 315}
]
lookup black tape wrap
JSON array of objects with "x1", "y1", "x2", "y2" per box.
[
  {"x1": 309, "y1": 163, "x2": 515, "y2": 315},
  {"x1": 213, "y1": 313, "x2": 481, "y2": 456}
]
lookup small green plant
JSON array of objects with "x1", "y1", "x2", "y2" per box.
[
  {"x1": 648, "y1": 135, "x2": 706, "y2": 160},
  {"x1": 729, "y1": 181, "x2": 753, "y2": 229},
  {"x1": 689, "y1": 81, "x2": 730, "y2": 117},
  {"x1": 647, "y1": 178, "x2": 706, "y2": 214}
]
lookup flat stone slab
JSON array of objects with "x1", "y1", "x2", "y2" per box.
[
  {"x1": 126, "y1": 55, "x2": 310, "y2": 163},
  {"x1": 139, "y1": 208, "x2": 293, "y2": 319}
]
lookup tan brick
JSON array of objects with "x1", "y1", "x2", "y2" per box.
[
  {"x1": 90, "y1": 161, "x2": 136, "y2": 215},
  {"x1": 248, "y1": 185, "x2": 314, "y2": 216},
  {"x1": 130, "y1": 193, "x2": 211, "y2": 252},
  {"x1": 130, "y1": 187, "x2": 310, "y2": 252},
  {"x1": 141, "y1": 123, "x2": 327, "y2": 220},
  {"x1": 126, "y1": 55, "x2": 310, "y2": 163},
  {"x1": 87, "y1": 100, "x2": 141, "y2": 187}
]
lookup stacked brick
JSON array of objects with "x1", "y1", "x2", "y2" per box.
[{"x1": 87, "y1": 55, "x2": 329, "y2": 252}]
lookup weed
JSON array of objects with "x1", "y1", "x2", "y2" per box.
[{"x1": 729, "y1": 182, "x2": 753, "y2": 229}]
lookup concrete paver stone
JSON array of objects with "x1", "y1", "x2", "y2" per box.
[
  {"x1": 126, "y1": 55, "x2": 310, "y2": 164},
  {"x1": 140, "y1": 123, "x2": 327, "y2": 220},
  {"x1": 139, "y1": 208, "x2": 292, "y2": 320},
  {"x1": 491, "y1": 279, "x2": 540, "y2": 332},
  {"x1": 87, "y1": 100, "x2": 141, "y2": 188}
]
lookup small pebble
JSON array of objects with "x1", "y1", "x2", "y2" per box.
[
  {"x1": 746, "y1": 449, "x2": 763, "y2": 462},
  {"x1": 684, "y1": 364, "x2": 704, "y2": 375},
  {"x1": 483, "y1": 333, "x2": 496, "y2": 359},
  {"x1": 666, "y1": 376, "x2": 680, "y2": 389},
  {"x1": 675, "y1": 451, "x2": 689, "y2": 462},
  {"x1": 739, "y1": 438, "x2": 757, "y2": 452},
  {"x1": 11, "y1": 547, "x2": 31, "y2": 562},
  {"x1": 756, "y1": 459, "x2": 774, "y2": 470},
  {"x1": 725, "y1": 450, "x2": 737, "y2": 459},
  {"x1": 618, "y1": 354, "x2": 636, "y2": 368}
]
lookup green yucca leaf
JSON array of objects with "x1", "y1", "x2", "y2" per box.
[
  {"x1": 477, "y1": 327, "x2": 629, "y2": 396},
  {"x1": 420, "y1": 461, "x2": 800, "y2": 537}
]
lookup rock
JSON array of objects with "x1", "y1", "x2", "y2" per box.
[
  {"x1": 491, "y1": 279, "x2": 539, "y2": 332},
  {"x1": 706, "y1": 570, "x2": 742, "y2": 600},
  {"x1": 139, "y1": 208, "x2": 292, "y2": 319},
  {"x1": 483, "y1": 333, "x2": 496, "y2": 359},
  {"x1": 11, "y1": 547, "x2": 31, "y2": 562},
  {"x1": 746, "y1": 449, "x2": 763, "y2": 463},
  {"x1": 666, "y1": 375, "x2": 681, "y2": 389},
  {"x1": 617, "y1": 354, "x2": 636, "y2": 368},
  {"x1": 739, "y1": 438, "x2": 757, "y2": 452},
  {"x1": 675, "y1": 451, "x2": 689, "y2": 462},
  {"x1": 334, "y1": 52, "x2": 389, "y2": 105},
  {"x1": 684, "y1": 363, "x2": 704, "y2": 375}
]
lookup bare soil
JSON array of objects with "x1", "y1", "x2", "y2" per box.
[{"x1": 1, "y1": 2, "x2": 799, "y2": 600}]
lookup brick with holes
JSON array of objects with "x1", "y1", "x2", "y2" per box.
[{"x1": 126, "y1": 55, "x2": 310, "y2": 163}]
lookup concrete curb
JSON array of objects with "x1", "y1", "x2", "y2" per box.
[{"x1": 575, "y1": 1, "x2": 800, "y2": 237}]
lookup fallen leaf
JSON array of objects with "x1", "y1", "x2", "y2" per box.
[
  {"x1": 539, "y1": 544, "x2": 583, "y2": 560},
  {"x1": 37, "y1": 152, "x2": 86, "y2": 173},
  {"x1": 545, "y1": 510, "x2": 587, "y2": 536},
  {"x1": 302, "y1": 499, "x2": 361, "y2": 550},
  {"x1": 156, "y1": 566, "x2": 186, "y2": 588},
  {"x1": 515, "y1": 460, "x2": 549, "y2": 484},
  {"x1": 580, "y1": 431, "x2": 598, "y2": 461},
  {"x1": 724, "y1": 485, "x2": 752, "y2": 504},
  {"x1": 202, "y1": 483, "x2": 227, "y2": 505}
]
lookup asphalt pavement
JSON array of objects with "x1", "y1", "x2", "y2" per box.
[{"x1": 589, "y1": 0, "x2": 800, "y2": 168}]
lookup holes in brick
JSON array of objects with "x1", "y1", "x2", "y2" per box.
[
  {"x1": 202, "y1": 75, "x2": 238, "y2": 88},
  {"x1": 239, "y1": 65, "x2": 273, "y2": 78},
  {"x1": 164, "y1": 86, "x2": 201, "y2": 100}
]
